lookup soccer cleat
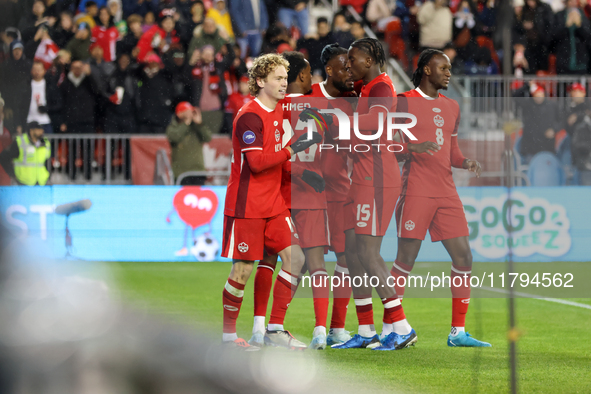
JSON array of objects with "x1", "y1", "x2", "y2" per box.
[
  {"x1": 447, "y1": 332, "x2": 492, "y2": 347},
  {"x1": 373, "y1": 329, "x2": 418, "y2": 351},
  {"x1": 223, "y1": 338, "x2": 260, "y2": 351},
  {"x1": 264, "y1": 330, "x2": 307, "y2": 350},
  {"x1": 330, "y1": 334, "x2": 380, "y2": 349},
  {"x1": 326, "y1": 329, "x2": 352, "y2": 346},
  {"x1": 248, "y1": 331, "x2": 265, "y2": 348},
  {"x1": 309, "y1": 333, "x2": 327, "y2": 350}
]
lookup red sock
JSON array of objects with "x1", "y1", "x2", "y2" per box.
[
  {"x1": 390, "y1": 260, "x2": 412, "y2": 299},
  {"x1": 354, "y1": 295, "x2": 374, "y2": 326},
  {"x1": 268, "y1": 269, "x2": 296, "y2": 325},
  {"x1": 330, "y1": 267, "x2": 352, "y2": 329},
  {"x1": 311, "y1": 269, "x2": 329, "y2": 328},
  {"x1": 451, "y1": 264, "x2": 471, "y2": 327},
  {"x1": 222, "y1": 278, "x2": 244, "y2": 334},
  {"x1": 382, "y1": 296, "x2": 406, "y2": 323},
  {"x1": 253, "y1": 262, "x2": 275, "y2": 317}
]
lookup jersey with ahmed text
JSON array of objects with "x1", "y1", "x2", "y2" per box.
[
  {"x1": 224, "y1": 98, "x2": 287, "y2": 218},
  {"x1": 398, "y1": 88, "x2": 462, "y2": 197},
  {"x1": 280, "y1": 92, "x2": 327, "y2": 210}
]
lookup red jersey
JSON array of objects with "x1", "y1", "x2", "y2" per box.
[
  {"x1": 398, "y1": 88, "x2": 466, "y2": 197},
  {"x1": 280, "y1": 93, "x2": 327, "y2": 210},
  {"x1": 224, "y1": 98, "x2": 290, "y2": 218},
  {"x1": 350, "y1": 73, "x2": 400, "y2": 188},
  {"x1": 91, "y1": 26, "x2": 120, "y2": 62},
  {"x1": 225, "y1": 92, "x2": 253, "y2": 120},
  {"x1": 311, "y1": 82, "x2": 355, "y2": 202}
]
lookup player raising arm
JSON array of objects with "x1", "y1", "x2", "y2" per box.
[
  {"x1": 392, "y1": 49, "x2": 490, "y2": 347},
  {"x1": 221, "y1": 54, "x2": 320, "y2": 350}
]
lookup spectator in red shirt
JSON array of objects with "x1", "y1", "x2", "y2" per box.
[
  {"x1": 225, "y1": 75, "x2": 253, "y2": 122},
  {"x1": 136, "y1": 8, "x2": 181, "y2": 62},
  {"x1": 189, "y1": 45, "x2": 227, "y2": 134},
  {"x1": 92, "y1": 6, "x2": 120, "y2": 62}
]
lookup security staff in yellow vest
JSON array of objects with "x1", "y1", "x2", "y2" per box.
[{"x1": 0, "y1": 121, "x2": 50, "y2": 186}]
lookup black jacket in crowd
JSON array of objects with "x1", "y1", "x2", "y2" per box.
[
  {"x1": 552, "y1": 9, "x2": 591, "y2": 74},
  {"x1": 136, "y1": 68, "x2": 175, "y2": 128},
  {"x1": 60, "y1": 71, "x2": 100, "y2": 126}
]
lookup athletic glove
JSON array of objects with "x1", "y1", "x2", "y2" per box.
[
  {"x1": 290, "y1": 131, "x2": 322, "y2": 154},
  {"x1": 299, "y1": 107, "x2": 334, "y2": 129},
  {"x1": 301, "y1": 169, "x2": 325, "y2": 193}
]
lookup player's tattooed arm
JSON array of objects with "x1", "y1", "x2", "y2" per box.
[{"x1": 463, "y1": 159, "x2": 482, "y2": 177}]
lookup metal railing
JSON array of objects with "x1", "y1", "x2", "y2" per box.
[
  {"x1": 46, "y1": 134, "x2": 131, "y2": 185},
  {"x1": 453, "y1": 75, "x2": 589, "y2": 131},
  {"x1": 175, "y1": 170, "x2": 231, "y2": 186},
  {"x1": 154, "y1": 148, "x2": 174, "y2": 186}
]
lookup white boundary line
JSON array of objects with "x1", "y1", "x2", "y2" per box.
[{"x1": 478, "y1": 286, "x2": 591, "y2": 310}]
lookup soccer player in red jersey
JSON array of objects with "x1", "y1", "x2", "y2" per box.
[
  {"x1": 330, "y1": 38, "x2": 431, "y2": 350},
  {"x1": 283, "y1": 51, "x2": 332, "y2": 349},
  {"x1": 310, "y1": 44, "x2": 358, "y2": 346},
  {"x1": 248, "y1": 51, "x2": 326, "y2": 349},
  {"x1": 221, "y1": 54, "x2": 321, "y2": 350},
  {"x1": 392, "y1": 49, "x2": 491, "y2": 347}
]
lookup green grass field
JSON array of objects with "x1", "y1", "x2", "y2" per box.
[{"x1": 101, "y1": 261, "x2": 591, "y2": 394}]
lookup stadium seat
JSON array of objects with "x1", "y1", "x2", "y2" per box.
[
  {"x1": 512, "y1": 131, "x2": 527, "y2": 167},
  {"x1": 555, "y1": 132, "x2": 577, "y2": 185},
  {"x1": 385, "y1": 20, "x2": 408, "y2": 69},
  {"x1": 548, "y1": 54, "x2": 557, "y2": 75},
  {"x1": 412, "y1": 53, "x2": 420, "y2": 71},
  {"x1": 527, "y1": 151, "x2": 565, "y2": 186}
]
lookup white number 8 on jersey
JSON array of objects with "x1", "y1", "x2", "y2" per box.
[{"x1": 435, "y1": 128, "x2": 444, "y2": 145}]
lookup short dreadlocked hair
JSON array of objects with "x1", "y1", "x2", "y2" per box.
[
  {"x1": 321, "y1": 43, "x2": 347, "y2": 67},
  {"x1": 411, "y1": 48, "x2": 445, "y2": 88},
  {"x1": 248, "y1": 53, "x2": 289, "y2": 96},
  {"x1": 350, "y1": 38, "x2": 386, "y2": 68},
  {"x1": 282, "y1": 51, "x2": 308, "y2": 84}
]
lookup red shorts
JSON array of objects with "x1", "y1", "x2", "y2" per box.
[
  {"x1": 343, "y1": 184, "x2": 400, "y2": 237},
  {"x1": 395, "y1": 194, "x2": 469, "y2": 242},
  {"x1": 291, "y1": 209, "x2": 328, "y2": 249},
  {"x1": 326, "y1": 201, "x2": 346, "y2": 254},
  {"x1": 222, "y1": 209, "x2": 299, "y2": 261}
]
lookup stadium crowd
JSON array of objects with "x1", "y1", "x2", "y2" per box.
[
  {"x1": 0, "y1": 0, "x2": 591, "y2": 185},
  {"x1": 2, "y1": 0, "x2": 591, "y2": 137}
]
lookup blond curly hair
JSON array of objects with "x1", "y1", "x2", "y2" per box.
[{"x1": 248, "y1": 53, "x2": 290, "y2": 96}]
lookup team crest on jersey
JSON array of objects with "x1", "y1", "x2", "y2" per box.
[
  {"x1": 433, "y1": 115, "x2": 444, "y2": 127},
  {"x1": 274, "y1": 121, "x2": 278, "y2": 126},
  {"x1": 432, "y1": 107, "x2": 441, "y2": 113},
  {"x1": 275, "y1": 129, "x2": 280, "y2": 142},
  {"x1": 405, "y1": 220, "x2": 415, "y2": 231},
  {"x1": 238, "y1": 242, "x2": 249, "y2": 253},
  {"x1": 243, "y1": 131, "x2": 256, "y2": 144}
]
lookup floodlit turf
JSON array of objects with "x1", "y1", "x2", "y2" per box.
[{"x1": 101, "y1": 261, "x2": 591, "y2": 394}]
